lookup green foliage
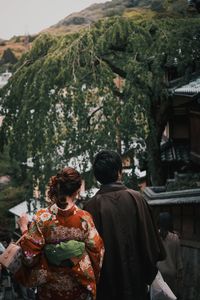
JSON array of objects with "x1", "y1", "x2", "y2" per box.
[
  {"x1": 1, "y1": 16, "x2": 200, "y2": 191},
  {"x1": 0, "y1": 185, "x2": 25, "y2": 206},
  {"x1": 122, "y1": 168, "x2": 139, "y2": 190},
  {"x1": 104, "y1": 6, "x2": 124, "y2": 17},
  {"x1": 0, "y1": 48, "x2": 18, "y2": 64},
  {"x1": 0, "y1": 147, "x2": 33, "y2": 234},
  {"x1": 0, "y1": 150, "x2": 15, "y2": 176},
  {"x1": 0, "y1": 184, "x2": 25, "y2": 233},
  {"x1": 151, "y1": 0, "x2": 166, "y2": 12}
]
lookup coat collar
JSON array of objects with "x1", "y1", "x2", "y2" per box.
[{"x1": 97, "y1": 181, "x2": 127, "y2": 194}]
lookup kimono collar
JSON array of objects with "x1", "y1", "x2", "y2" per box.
[{"x1": 49, "y1": 203, "x2": 78, "y2": 217}]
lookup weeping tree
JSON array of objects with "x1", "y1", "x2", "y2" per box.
[
  {"x1": 0, "y1": 31, "x2": 123, "y2": 193},
  {"x1": 0, "y1": 16, "x2": 200, "y2": 194}
]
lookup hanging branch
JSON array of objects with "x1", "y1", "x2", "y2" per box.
[
  {"x1": 100, "y1": 57, "x2": 127, "y2": 78},
  {"x1": 87, "y1": 106, "x2": 103, "y2": 129}
]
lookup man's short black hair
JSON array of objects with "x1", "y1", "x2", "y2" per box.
[
  {"x1": 93, "y1": 150, "x2": 122, "y2": 184},
  {"x1": 158, "y1": 212, "x2": 173, "y2": 232}
]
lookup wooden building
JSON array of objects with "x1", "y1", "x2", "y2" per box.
[
  {"x1": 143, "y1": 75, "x2": 200, "y2": 300},
  {"x1": 161, "y1": 75, "x2": 200, "y2": 177},
  {"x1": 148, "y1": 74, "x2": 200, "y2": 239}
]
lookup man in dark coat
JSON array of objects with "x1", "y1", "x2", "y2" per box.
[{"x1": 84, "y1": 150, "x2": 166, "y2": 300}]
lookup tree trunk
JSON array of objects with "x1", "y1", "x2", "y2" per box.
[
  {"x1": 146, "y1": 117, "x2": 166, "y2": 186},
  {"x1": 146, "y1": 97, "x2": 172, "y2": 186},
  {"x1": 146, "y1": 142, "x2": 165, "y2": 186}
]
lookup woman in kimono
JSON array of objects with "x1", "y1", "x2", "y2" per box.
[{"x1": 16, "y1": 167, "x2": 104, "y2": 300}]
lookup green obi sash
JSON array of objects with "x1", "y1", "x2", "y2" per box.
[{"x1": 44, "y1": 240, "x2": 85, "y2": 266}]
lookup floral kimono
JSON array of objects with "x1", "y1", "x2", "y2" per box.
[{"x1": 15, "y1": 204, "x2": 104, "y2": 300}]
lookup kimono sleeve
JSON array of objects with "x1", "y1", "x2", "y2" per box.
[
  {"x1": 15, "y1": 211, "x2": 49, "y2": 287},
  {"x1": 82, "y1": 212, "x2": 105, "y2": 282},
  {"x1": 20, "y1": 211, "x2": 45, "y2": 266}
]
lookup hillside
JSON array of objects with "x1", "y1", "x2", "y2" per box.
[
  {"x1": 0, "y1": 35, "x2": 37, "y2": 72},
  {"x1": 41, "y1": 0, "x2": 197, "y2": 35},
  {"x1": 0, "y1": 36, "x2": 28, "y2": 58},
  {"x1": 1, "y1": 0, "x2": 127, "y2": 60},
  {"x1": 43, "y1": 0, "x2": 152, "y2": 35},
  {"x1": 0, "y1": 0, "x2": 198, "y2": 63}
]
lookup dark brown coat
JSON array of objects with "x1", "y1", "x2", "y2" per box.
[{"x1": 84, "y1": 183, "x2": 166, "y2": 300}]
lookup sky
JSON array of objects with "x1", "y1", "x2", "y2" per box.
[{"x1": 0, "y1": 0, "x2": 109, "y2": 40}]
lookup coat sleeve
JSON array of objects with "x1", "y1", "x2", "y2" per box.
[{"x1": 127, "y1": 189, "x2": 166, "y2": 284}]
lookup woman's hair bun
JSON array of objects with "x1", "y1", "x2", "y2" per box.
[{"x1": 48, "y1": 167, "x2": 82, "y2": 208}]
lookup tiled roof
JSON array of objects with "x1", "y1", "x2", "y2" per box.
[{"x1": 174, "y1": 77, "x2": 200, "y2": 95}]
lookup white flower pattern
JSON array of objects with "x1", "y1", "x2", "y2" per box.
[
  {"x1": 79, "y1": 254, "x2": 91, "y2": 272},
  {"x1": 50, "y1": 204, "x2": 58, "y2": 215},
  {"x1": 40, "y1": 211, "x2": 52, "y2": 222},
  {"x1": 50, "y1": 226, "x2": 85, "y2": 242}
]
